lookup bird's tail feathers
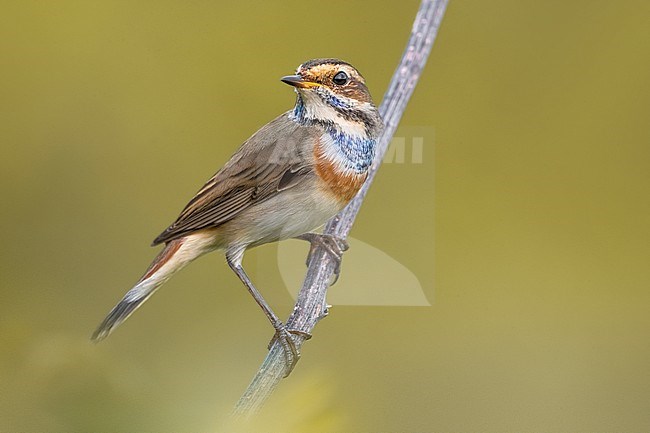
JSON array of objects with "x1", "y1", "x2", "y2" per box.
[{"x1": 91, "y1": 235, "x2": 210, "y2": 342}]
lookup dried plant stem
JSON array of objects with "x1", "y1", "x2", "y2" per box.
[{"x1": 234, "y1": 0, "x2": 449, "y2": 416}]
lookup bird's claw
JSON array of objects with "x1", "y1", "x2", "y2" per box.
[
  {"x1": 296, "y1": 233, "x2": 349, "y2": 284},
  {"x1": 267, "y1": 325, "x2": 312, "y2": 377}
]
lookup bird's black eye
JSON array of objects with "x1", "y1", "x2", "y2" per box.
[{"x1": 333, "y1": 71, "x2": 349, "y2": 85}]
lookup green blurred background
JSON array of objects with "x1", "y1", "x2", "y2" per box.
[{"x1": 1, "y1": 1, "x2": 649, "y2": 431}]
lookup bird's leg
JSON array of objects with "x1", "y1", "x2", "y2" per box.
[
  {"x1": 226, "y1": 253, "x2": 306, "y2": 377},
  {"x1": 295, "y1": 233, "x2": 349, "y2": 284}
]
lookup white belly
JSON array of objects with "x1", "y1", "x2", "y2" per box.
[{"x1": 219, "y1": 181, "x2": 344, "y2": 248}]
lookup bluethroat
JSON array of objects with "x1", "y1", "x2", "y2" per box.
[{"x1": 92, "y1": 58, "x2": 383, "y2": 374}]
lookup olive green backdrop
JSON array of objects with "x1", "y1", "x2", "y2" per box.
[{"x1": 1, "y1": 1, "x2": 649, "y2": 432}]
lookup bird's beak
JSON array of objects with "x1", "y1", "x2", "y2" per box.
[{"x1": 281, "y1": 75, "x2": 320, "y2": 89}]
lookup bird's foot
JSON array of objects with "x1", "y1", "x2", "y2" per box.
[
  {"x1": 295, "y1": 233, "x2": 349, "y2": 284},
  {"x1": 267, "y1": 324, "x2": 312, "y2": 377}
]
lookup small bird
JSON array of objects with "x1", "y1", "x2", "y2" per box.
[{"x1": 92, "y1": 58, "x2": 383, "y2": 374}]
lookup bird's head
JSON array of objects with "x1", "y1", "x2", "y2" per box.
[{"x1": 282, "y1": 58, "x2": 382, "y2": 137}]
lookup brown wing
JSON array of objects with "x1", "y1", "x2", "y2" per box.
[{"x1": 152, "y1": 113, "x2": 319, "y2": 245}]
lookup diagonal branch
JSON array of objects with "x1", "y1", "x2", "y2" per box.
[{"x1": 234, "y1": 0, "x2": 449, "y2": 416}]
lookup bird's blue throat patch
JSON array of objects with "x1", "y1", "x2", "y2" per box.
[
  {"x1": 292, "y1": 96, "x2": 306, "y2": 120},
  {"x1": 326, "y1": 129, "x2": 375, "y2": 173},
  {"x1": 321, "y1": 91, "x2": 352, "y2": 110},
  {"x1": 291, "y1": 95, "x2": 375, "y2": 173}
]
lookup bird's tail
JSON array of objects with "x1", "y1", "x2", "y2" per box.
[{"x1": 91, "y1": 234, "x2": 213, "y2": 342}]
